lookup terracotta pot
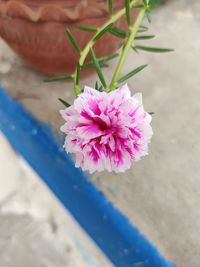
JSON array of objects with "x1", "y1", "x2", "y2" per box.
[{"x1": 0, "y1": 0, "x2": 130, "y2": 76}]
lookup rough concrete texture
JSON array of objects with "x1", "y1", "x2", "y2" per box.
[
  {"x1": 0, "y1": 133, "x2": 113, "y2": 267},
  {"x1": 0, "y1": 0, "x2": 200, "y2": 266}
]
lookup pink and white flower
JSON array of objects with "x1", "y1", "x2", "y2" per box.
[{"x1": 60, "y1": 84, "x2": 153, "y2": 173}]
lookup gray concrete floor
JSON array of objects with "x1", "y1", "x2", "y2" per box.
[
  {"x1": 0, "y1": 133, "x2": 112, "y2": 267},
  {"x1": 0, "y1": 0, "x2": 200, "y2": 266}
]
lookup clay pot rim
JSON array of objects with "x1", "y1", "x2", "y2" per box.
[{"x1": 0, "y1": 0, "x2": 124, "y2": 22}]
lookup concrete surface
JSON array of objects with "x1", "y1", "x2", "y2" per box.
[
  {"x1": 0, "y1": 0, "x2": 200, "y2": 266},
  {"x1": 0, "y1": 133, "x2": 112, "y2": 267}
]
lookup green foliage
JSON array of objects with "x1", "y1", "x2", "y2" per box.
[
  {"x1": 58, "y1": 98, "x2": 71, "y2": 108},
  {"x1": 149, "y1": 0, "x2": 158, "y2": 7},
  {"x1": 95, "y1": 81, "x2": 103, "y2": 92},
  {"x1": 94, "y1": 23, "x2": 113, "y2": 42},
  {"x1": 108, "y1": 0, "x2": 113, "y2": 15},
  {"x1": 134, "y1": 45, "x2": 174, "y2": 53},
  {"x1": 117, "y1": 64, "x2": 148, "y2": 84},
  {"x1": 83, "y1": 53, "x2": 119, "y2": 68},
  {"x1": 90, "y1": 48, "x2": 107, "y2": 88},
  {"x1": 135, "y1": 35, "x2": 155, "y2": 40},
  {"x1": 109, "y1": 27, "x2": 127, "y2": 38},
  {"x1": 138, "y1": 25, "x2": 149, "y2": 32},
  {"x1": 77, "y1": 24, "x2": 97, "y2": 32},
  {"x1": 66, "y1": 29, "x2": 81, "y2": 53},
  {"x1": 44, "y1": 74, "x2": 72, "y2": 82},
  {"x1": 143, "y1": 0, "x2": 158, "y2": 8},
  {"x1": 46, "y1": 0, "x2": 172, "y2": 105},
  {"x1": 145, "y1": 11, "x2": 151, "y2": 23},
  {"x1": 125, "y1": 0, "x2": 131, "y2": 25},
  {"x1": 76, "y1": 62, "x2": 81, "y2": 85}
]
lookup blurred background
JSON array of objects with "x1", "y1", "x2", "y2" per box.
[{"x1": 0, "y1": 0, "x2": 200, "y2": 267}]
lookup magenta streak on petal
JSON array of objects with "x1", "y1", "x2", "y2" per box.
[
  {"x1": 81, "y1": 110, "x2": 92, "y2": 120},
  {"x1": 92, "y1": 117, "x2": 108, "y2": 131},
  {"x1": 115, "y1": 149, "x2": 123, "y2": 166},
  {"x1": 88, "y1": 99, "x2": 101, "y2": 115},
  {"x1": 103, "y1": 107, "x2": 108, "y2": 115},
  {"x1": 130, "y1": 128, "x2": 141, "y2": 139},
  {"x1": 123, "y1": 144, "x2": 134, "y2": 159},
  {"x1": 129, "y1": 105, "x2": 140, "y2": 117},
  {"x1": 89, "y1": 147, "x2": 99, "y2": 163},
  {"x1": 80, "y1": 124, "x2": 102, "y2": 135},
  {"x1": 110, "y1": 99, "x2": 115, "y2": 105},
  {"x1": 134, "y1": 143, "x2": 140, "y2": 151}
]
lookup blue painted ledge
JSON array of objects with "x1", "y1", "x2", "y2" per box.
[{"x1": 0, "y1": 86, "x2": 177, "y2": 267}]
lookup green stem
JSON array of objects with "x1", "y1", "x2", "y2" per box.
[
  {"x1": 73, "y1": 0, "x2": 139, "y2": 96},
  {"x1": 109, "y1": 7, "x2": 145, "y2": 92}
]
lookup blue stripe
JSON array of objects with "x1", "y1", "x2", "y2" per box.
[{"x1": 0, "y1": 86, "x2": 177, "y2": 267}]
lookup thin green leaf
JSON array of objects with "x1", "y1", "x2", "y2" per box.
[
  {"x1": 149, "y1": 0, "x2": 158, "y2": 8},
  {"x1": 90, "y1": 48, "x2": 107, "y2": 88},
  {"x1": 58, "y1": 98, "x2": 71, "y2": 108},
  {"x1": 66, "y1": 29, "x2": 81, "y2": 53},
  {"x1": 95, "y1": 53, "x2": 119, "y2": 63},
  {"x1": 44, "y1": 74, "x2": 72, "y2": 82},
  {"x1": 117, "y1": 64, "x2": 148, "y2": 84},
  {"x1": 140, "y1": 25, "x2": 148, "y2": 30},
  {"x1": 76, "y1": 62, "x2": 81, "y2": 85},
  {"x1": 109, "y1": 27, "x2": 127, "y2": 38},
  {"x1": 133, "y1": 4, "x2": 144, "y2": 8},
  {"x1": 75, "y1": 85, "x2": 81, "y2": 95},
  {"x1": 83, "y1": 62, "x2": 107, "y2": 68},
  {"x1": 83, "y1": 52, "x2": 119, "y2": 67},
  {"x1": 100, "y1": 63, "x2": 109, "y2": 68},
  {"x1": 146, "y1": 11, "x2": 151, "y2": 23},
  {"x1": 132, "y1": 46, "x2": 139, "y2": 53},
  {"x1": 135, "y1": 45, "x2": 174, "y2": 53},
  {"x1": 148, "y1": 112, "x2": 154, "y2": 115},
  {"x1": 77, "y1": 24, "x2": 97, "y2": 32},
  {"x1": 95, "y1": 81, "x2": 99, "y2": 90},
  {"x1": 135, "y1": 34, "x2": 155, "y2": 40},
  {"x1": 95, "y1": 81, "x2": 103, "y2": 92},
  {"x1": 138, "y1": 25, "x2": 148, "y2": 32},
  {"x1": 143, "y1": 0, "x2": 150, "y2": 6},
  {"x1": 125, "y1": 0, "x2": 131, "y2": 25},
  {"x1": 94, "y1": 23, "x2": 113, "y2": 41},
  {"x1": 108, "y1": 0, "x2": 113, "y2": 15},
  {"x1": 98, "y1": 85, "x2": 103, "y2": 92}
]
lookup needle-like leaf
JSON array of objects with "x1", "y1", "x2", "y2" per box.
[
  {"x1": 109, "y1": 27, "x2": 127, "y2": 38},
  {"x1": 95, "y1": 81, "x2": 103, "y2": 91},
  {"x1": 135, "y1": 35, "x2": 155, "y2": 40},
  {"x1": 90, "y1": 48, "x2": 107, "y2": 88},
  {"x1": 138, "y1": 25, "x2": 148, "y2": 33},
  {"x1": 125, "y1": 0, "x2": 131, "y2": 25},
  {"x1": 117, "y1": 64, "x2": 148, "y2": 84},
  {"x1": 143, "y1": 0, "x2": 150, "y2": 6},
  {"x1": 132, "y1": 46, "x2": 139, "y2": 53},
  {"x1": 94, "y1": 23, "x2": 113, "y2": 41},
  {"x1": 58, "y1": 98, "x2": 71, "y2": 108},
  {"x1": 76, "y1": 62, "x2": 81, "y2": 85},
  {"x1": 77, "y1": 24, "x2": 97, "y2": 32},
  {"x1": 134, "y1": 45, "x2": 174, "y2": 53},
  {"x1": 66, "y1": 29, "x2": 81, "y2": 53},
  {"x1": 94, "y1": 53, "x2": 119, "y2": 63},
  {"x1": 44, "y1": 74, "x2": 72, "y2": 82},
  {"x1": 101, "y1": 64, "x2": 109, "y2": 68},
  {"x1": 146, "y1": 11, "x2": 151, "y2": 23},
  {"x1": 83, "y1": 52, "x2": 119, "y2": 68},
  {"x1": 95, "y1": 81, "x2": 99, "y2": 90},
  {"x1": 108, "y1": 0, "x2": 113, "y2": 15},
  {"x1": 148, "y1": 112, "x2": 154, "y2": 115}
]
